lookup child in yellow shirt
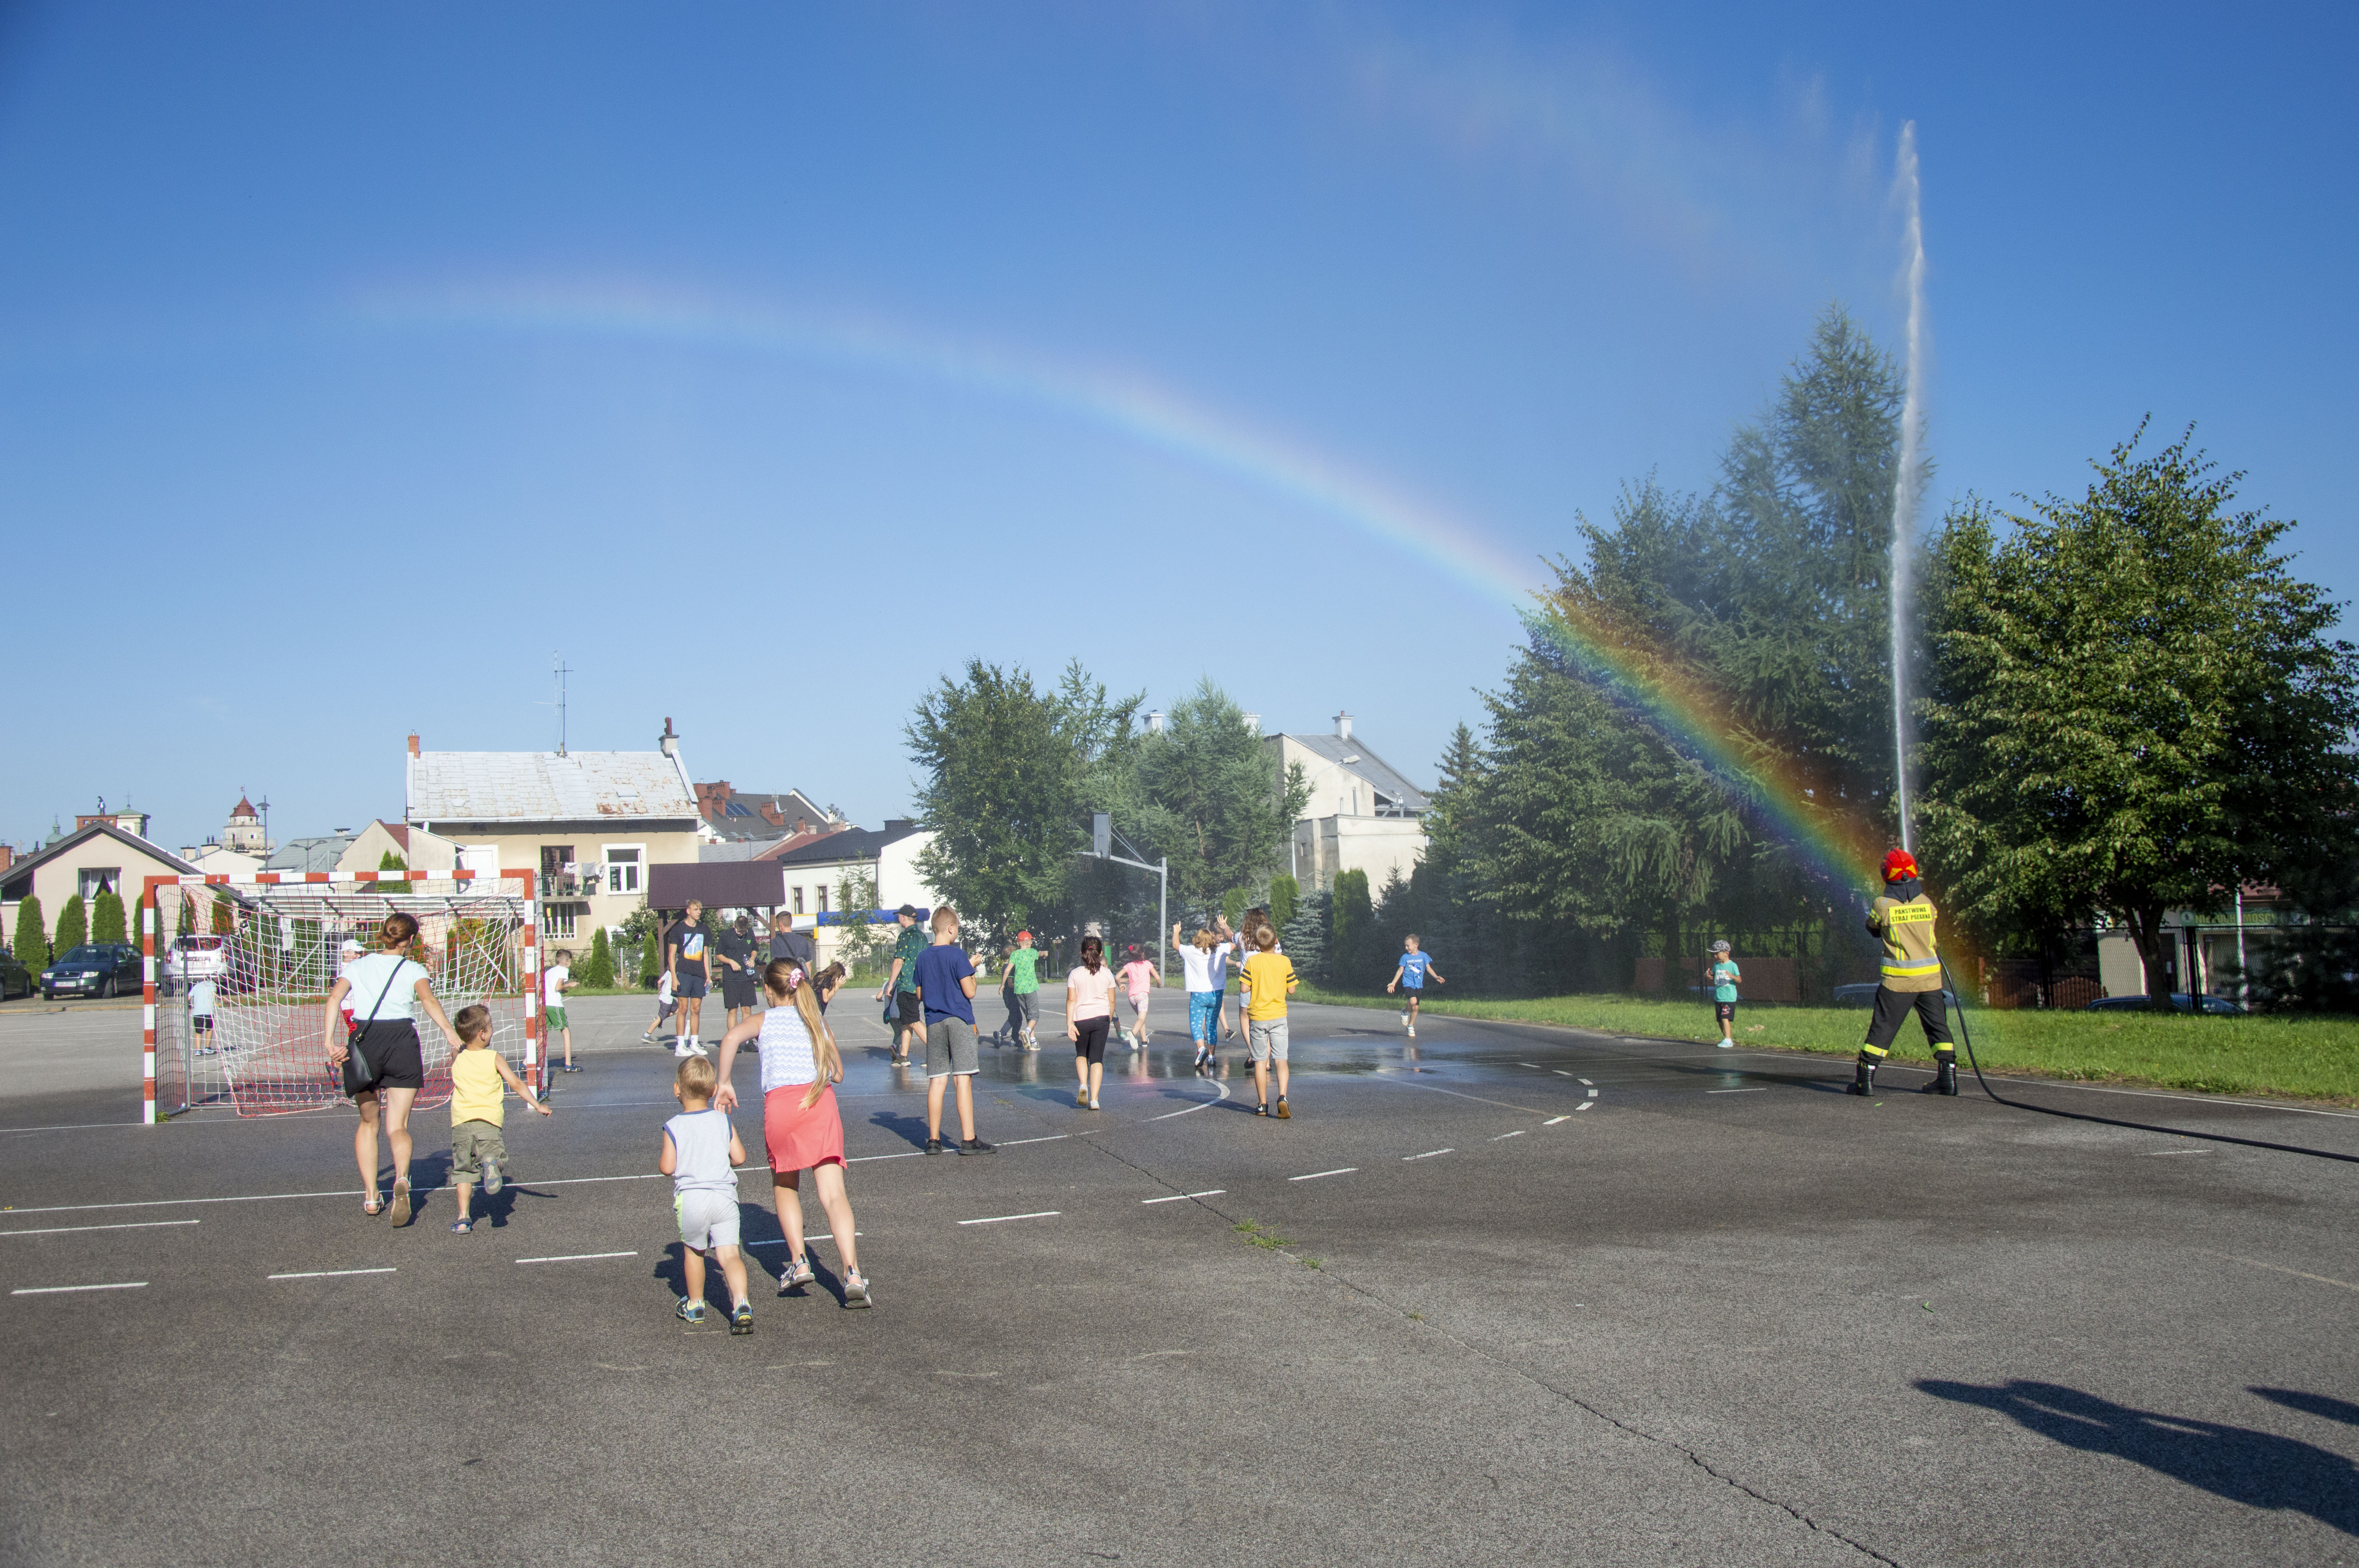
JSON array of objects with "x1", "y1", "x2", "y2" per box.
[
  {"x1": 1239, "y1": 925, "x2": 1298, "y2": 1119},
  {"x1": 447, "y1": 1004, "x2": 551, "y2": 1235}
]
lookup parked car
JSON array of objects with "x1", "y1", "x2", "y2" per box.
[
  {"x1": 0, "y1": 947, "x2": 32, "y2": 1000},
  {"x1": 1831, "y1": 982, "x2": 1961, "y2": 1009},
  {"x1": 2085, "y1": 993, "x2": 2243, "y2": 1015},
  {"x1": 167, "y1": 935, "x2": 227, "y2": 983},
  {"x1": 40, "y1": 943, "x2": 143, "y2": 1000}
]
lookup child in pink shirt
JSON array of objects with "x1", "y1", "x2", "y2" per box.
[
  {"x1": 1065, "y1": 936, "x2": 1119, "y2": 1110},
  {"x1": 1116, "y1": 946, "x2": 1161, "y2": 1048}
]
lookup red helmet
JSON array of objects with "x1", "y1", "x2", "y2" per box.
[{"x1": 1882, "y1": 848, "x2": 1920, "y2": 882}]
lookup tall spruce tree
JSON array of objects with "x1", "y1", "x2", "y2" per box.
[
  {"x1": 54, "y1": 894, "x2": 87, "y2": 955},
  {"x1": 11, "y1": 895, "x2": 46, "y2": 969}
]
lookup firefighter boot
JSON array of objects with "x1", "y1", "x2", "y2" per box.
[
  {"x1": 1932, "y1": 1054, "x2": 1960, "y2": 1096},
  {"x1": 1846, "y1": 1058, "x2": 1876, "y2": 1097}
]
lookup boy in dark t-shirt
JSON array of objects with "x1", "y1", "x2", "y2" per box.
[
  {"x1": 716, "y1": 916, "x2": 760, "y2": 1034},
  {"x1": 665, "y1": 900, "x2": 711, "y2": 1057}
]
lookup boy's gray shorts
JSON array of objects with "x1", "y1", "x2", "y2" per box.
[
  {"x1": 675, "y1": 1190, "x2": 741, "y2": 1251},
  {"x1": 1248, "y1": 1018, "x2": 1290, "y2": 1063},
  {"x1": 925, "y1": 1017, "x2": 978, "y2": 1079},
  {"x1": 451, "y1": 1119, "x2": 506, "y2": 1179}
]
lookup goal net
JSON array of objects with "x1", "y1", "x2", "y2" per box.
[{"x1": 142, "y1": 871, "x2": 541, "y2": 1122}]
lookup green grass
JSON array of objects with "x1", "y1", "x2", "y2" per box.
[{"x1": 1294, "y1": 983, "x2": 2359, "y2": 1105}]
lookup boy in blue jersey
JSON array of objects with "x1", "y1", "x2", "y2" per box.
[
  {"x1": 1385, "y1": 935, "x2": 1445, "y2": 1038},
  {"x1": 1708, "y1": 940, "x2": 1741, "y2": 1047}
]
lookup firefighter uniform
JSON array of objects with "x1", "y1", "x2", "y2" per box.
[{"x1": 1850, "y1": 849, "x2": 1958, "y2": 1097}]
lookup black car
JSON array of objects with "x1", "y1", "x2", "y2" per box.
[
  {"x1": 2085, "y1": 992, "x2": 2243, "y2": 1016},
  {"x1": 40, "y1": 943, "x2": 142, "y2": 1000},
  {"x1": 0, "y1": 947, "x2": 31, "y2": 1000}
]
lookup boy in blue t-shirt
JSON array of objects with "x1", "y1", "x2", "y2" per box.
[
  {"x1": 912, "y1": 907, "x2": 992, "y2": 1156},
  {"x1": 1385, "y1": 934, "x2": 1446, "y2": 1038},
  {"x1": 1708, "y1": 940, "x2": 1741, "y2": 1047}
]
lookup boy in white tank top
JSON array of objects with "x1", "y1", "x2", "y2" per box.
[{"x1": 661, "y1": 1054, "x2": 752, "y2": 1332}]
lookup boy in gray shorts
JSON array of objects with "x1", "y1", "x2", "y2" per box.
[{"x1": 660, "y1": 1055, "x2": 752, "y2": 1332}]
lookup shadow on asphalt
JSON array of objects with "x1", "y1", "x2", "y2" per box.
[
  {"x1": 865, "y1": 1109, "x2": 931, "y2": 1149},
  {"x1": 1917, "y1": 1378, "x2": 2359, "y2": 1537}
]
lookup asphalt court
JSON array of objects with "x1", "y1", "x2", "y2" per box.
[{"x1": 2, "y1": 989, "x2": 2356, "y2": 1566}]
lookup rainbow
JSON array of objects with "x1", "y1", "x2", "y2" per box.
[{"x1": 349, "y1": 279, "x2": 1884, "y2": 893}]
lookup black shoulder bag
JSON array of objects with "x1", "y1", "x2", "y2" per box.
[{"x1": 342, "y1": 960, "x2": 407, "y2": 1096}]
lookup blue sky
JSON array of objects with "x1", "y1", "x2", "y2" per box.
[{"x1": 2, "y1": 2, "x2": 2351, "y2": 853}]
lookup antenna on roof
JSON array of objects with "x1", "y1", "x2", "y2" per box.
[{"x1": 542, "y1": 652, "x2": 572, "y2": 757}]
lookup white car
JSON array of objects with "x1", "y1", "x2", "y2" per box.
[{"x1": 167, "y1": 935, "x2": 228, "y2": 984}]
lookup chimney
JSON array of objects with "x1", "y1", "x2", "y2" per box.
[
  {"x1": 1335, "y1": 710, "x2": 1353, "y2": 742},
  {"x1": 1147, "y1": 710, "x2": 1167, "y2": 734},
  {"x1": 660, "y1": 718, "x2": 678, "y2": 759},
  {"x1": 759, "y1": 801, "x2": 784, "y2": 827},
  {"x1": 0, "y1": 844, "x2": 13, "y2": 873},
  {"x1": 407, "y1": 732, "x2": 420, "y2": 757}
]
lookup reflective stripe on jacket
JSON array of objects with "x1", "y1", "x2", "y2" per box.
[{"x1": 1866, "y1": 893, "x2": 1942, "y2": 993}]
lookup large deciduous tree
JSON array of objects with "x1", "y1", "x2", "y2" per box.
[
  {"x1": 1131, "y1": 679, "x2": 1307, "y2": 915},
  {"x1": 1919, "y1": 424, "x2": 2359, "y2": 994}
]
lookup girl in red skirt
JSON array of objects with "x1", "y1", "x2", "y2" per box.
[{"x1": 716, "y1": 959, "x2": 871, "y2": 1308}]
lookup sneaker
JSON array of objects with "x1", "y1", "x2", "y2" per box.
[
  {"x1": 1717, "y1": 1040, "x2": 1734, "y2": 1049},
  {"x1": 689, "y1": 1043, "x2": 710, "y2": 1058},
  {"x1": 641, "y1": 1030, "x2": 658, "y2": 1043},
  {"x1": 960, "y1": 1137, "x2": 995, "y2": 1154},
  {"x1": 1276, "y1": 1098, "x2": 1291, "y2": 1119},
  {"x1": 1077, "y1": 1086, "x2": 1089, "y2": 1107},
  {"x1": 481, "y1": 1156, "x2": 503, "y2": 1196},
  {"x1": 561, "y1": 1062, "x2": 583, "y2": 1073},
  {"x1": 1401, "y1": 1013, "x2": 1410, "y2": 1027},
  {"x1": 1407, "y1": 1027, "x2": 1416, "y2": 1038},
  {"x1": 785, "y1": 1253, "x2": 816, "y2": 1289},
  {"x1": 731, "y1": 1303, "x2": 754, "y2": 1335},
  {"x1": 1088, "y1": 1099, "x2": 1101, "y2": 1111},
  {"x1": 1257, "y1": 1103, "x2": 1270, "y2": 1117},
  {"x1": 672, "y1": 1041, "x2": 692, "y2": 1058},
  {"x1": 925, "y1": 1137, "x2": 944, "y2": 1155},
  {"x1": 842, "y1": 1270, "x2": 873, "y2": 1309},
  {"x1": 449, "y1": 1218, "x2": 472, "y2": 1235},
  {"x1": 677, "y1": 1299, "x2": 705, "y2": 1324}
]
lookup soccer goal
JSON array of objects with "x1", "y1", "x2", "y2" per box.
[{"x1": 141, "y1": 870, "x2": 542, "y2": 1123}]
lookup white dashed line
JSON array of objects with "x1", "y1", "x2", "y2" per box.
[
  {"x1": 999, "y1": 1135, "x2": 1069, "y2": 1147},
  {"x1": 2, "y1": 1219, "x2": 201, "y2": 1238},
  {"x1": 12, "y1": 1281, "x2": 147, "y2": 1296},
  {"x1": 747, "y1": 1233, "x2": 858, "y2": 1245},
  {"x1": 269, "y1": 1268, "x2": 395, "y2": 1281},
  {"x1": 1543, "y1": 1116, "x2": 1569, "y2": 1126},
  {"x1": 1554, "y1": 1070, "x2": 1575, "y2": 1076},
  {"x1": 1289, "y1": 1168, "x2": 1357, "y2": 1182},
  {"x1": 1587, "y1": 1089, "x2": 1600, "y2": 1098},
  {"x1": 1579, "y1": 1078, "x2": 1594, "y2": 1086},
  {"x1": 1404, "y1": 1149, "x2": 1453, "y2": 1161},
  {"x1": 847, "y1": 1151, "x2": 924, "y2": 1162},
  {"x1": 1574, "y1": 1102, "x2": 1595, "y2": 1111},
  {"x1": 1492, "y1": 1130, "x2": 1527, "y2": 1141},
  {"x1": 958, "y1": 1210, "x2": 1060, "y2": 1226},
  {"x1": 1141, "y1": 1191, "x2": 1225, "y2": 1204},
  {"x1": 1707, "y1": 1088, "x2": 1767, "y2": 1094},
  {"x1": 516, "y1": 1252, "x2": 637, "y2": 1265},
  {"x1": 1517, "y1": 1063, "x2": 1546, "y2": 1069}
]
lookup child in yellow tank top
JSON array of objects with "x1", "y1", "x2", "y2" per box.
[{"x1": 447, "y1": 1004, "x2": 550, "y2": 1234}]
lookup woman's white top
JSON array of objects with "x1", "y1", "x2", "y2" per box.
[
  {"x1": 756, "y1": 1004, "x2": 818, "y2": 1093},
  {"x1": 343, "y1": 953, "x2": 427, "y2": 1023},
  {"x1": 1180, "y1": 941, "x2": 1234, "y2": 993}
]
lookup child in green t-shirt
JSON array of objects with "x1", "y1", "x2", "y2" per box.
[
  {"x1": 1001, "y1": 930, "x2": 1041, "y2": 1051},
  {"x1": 1708, "y1": 940, "x2": 1741, "y2": 1047}
]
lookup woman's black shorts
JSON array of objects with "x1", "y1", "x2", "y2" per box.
[
  {"x1": 1072, "y1": 1015, "x2": 1111, "y2": 1065},
  {"x1": 347, "y1": 1020, "x2": 425, "y2": 1096}
]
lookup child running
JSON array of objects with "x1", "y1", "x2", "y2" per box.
[
  {"x1": 1065, "y1": 935, "x2": 1117, "y2": 1109},
  {"x1": 716, "y1": 959, "x2": 871, "y2": 1307},
  {"x1": 642, "y1": 967, "x2": 677, "y2": 1046},
  {"x1": 1172, "y1": 920, "x2": 1234, "y2": 1076},
  {"x1": 1385, "y1": 934, "x2": 1445, "y2": 1038},
  {"x1": 1241, "y1": 925, "x2": 1298, "y2": 1118},
  {"x1": 1708, "y1": 940, "x2": 1741, "y2": 1048},
  {"x1": 1117, "y1": 945, "x2": 1160, "y2": 1048},
  {"x1": 1004, "y1": 930, "x2": 1041, "y2": 1050},
  {"x1": 661, "y1": 1054, "x2": 754, "y2": 1330},
  {"x1": 447, "y1": 1003, "x2": 552, "y2": 1235}
]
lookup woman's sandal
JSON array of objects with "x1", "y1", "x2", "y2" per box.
[
  {"x1": 388, "y1": 1179, "x2": 412, "y2": 1227},
  {"x1": 362, "y1": 1194, "x2": 385, "y2": 1216}
]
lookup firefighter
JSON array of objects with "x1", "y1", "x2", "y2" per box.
[{"x1": 1850, "y1": 848, "x2": 1958, "y2": 1097}]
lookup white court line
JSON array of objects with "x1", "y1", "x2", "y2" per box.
[
  {"x1": 1587, "y1": 1089, "x2": 1600, "y2": 1098},
  {"x1": 1554, "y1": 1070, "x2": 1575, "y2": 1076},
  {"x1": 1579, "y1": 1078, "x2": 1594, "y2": 1085},
  {"x1": 1574, "y1": 1102, "x2": 1594, "y2": 1111},
  {"x1": 516, "y1": 1251, "x2": 637, "y2": 1265},
  {"x1": 2145, "y1": 1149, "x2": 2210, "y2": 1156},
  {"x1": 13, "y1": 1281, "x2": 147, "y2": 1296},
  {"x1": 269, "y1": 1268, "x2": 395, "y2": 1280},
  {"x1": 999, "y1": 1135, "x2": 1070, "y2": 1147},
  {"x1": 747, "y1": 1233, "x2": 859, "y2": 1245},
  {"x1": 1707, "y1": 1088, "x2": 1768, "y2": 1094},
  {"x1": 958, "y1": 1210, "x2": 1060, "y2": 1226},
  {"x1": 1543, "y1": 1116, "x2": 1569, "y2": 1125},
  {"x1": 1141, "y1": 1190, "x2": 1225, "y2": 1204},
  {"x1": 1517, "y1": 1063, "x2": 1545, "y2": 1069},
  {"x1": 1492, "y1": 1130, "x2": 1526, "y2": 1141},
  {"x1": 1289, "y1": 1168, "x2": 1356, "y2": 1182},
  {"x1": 847, "y1": 1151, "x2": 924, "y2": 1163},
  {"x1": 1149, "y1": 1081, "x2": 1232, "y2": 1120},
  {"x1": 1404, "y1": 1149, "x2": 1453, "y2": 1161},
  {"x1": 3, "y1": 1219, "x2": 201, "y2": 1238}
]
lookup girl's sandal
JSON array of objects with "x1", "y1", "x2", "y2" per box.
[{"x1": 362, "y1": 1194, "x2": 386, "y2": 1216}]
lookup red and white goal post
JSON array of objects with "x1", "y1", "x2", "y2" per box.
[{"x1": 141, "y1": 869, "x2": 542, "y2": 1123}]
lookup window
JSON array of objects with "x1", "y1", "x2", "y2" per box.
[
  {"x1": 540, "y1": 846, "x2": 574, "y2": 878},
  {"x1": 603, "y1": 845, "x2": 643, "y2": 896},
  {"x1": 458, "y1": 845, "x2": 500, "y2": 875},
  {"x1": 793, "y1": 886, "x2": 805, "y2": 915},
  {"x1": 79, "y1": 868, "x2": 121, "y2": 900},
  {"x1": 817, "y1": 885, "x2": 828, "y2": 915},
  {"x1": 543, "y1": 903, "x2": 584, "y2": 939}
]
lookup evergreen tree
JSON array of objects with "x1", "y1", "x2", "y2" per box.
[
  {"x1": 1281, "y1": 889, "x2": 1330, "y2": 983},
  {"x1": 579, "y1": 927, "x2": 616, "y2": 989},
  {"x1": 1267, "y1": 873, "x2": 1299, "y2": 938},
  {"x1": 1130, "y1": 679, "x2": 1308, "y2": 914},
  {"x1": 1329, "y1": 869, "x2": 1374, "y2": 988},
  {"x1": 376, "y1": 850, "x2": 411, "y2": 895},
  {"x1": 11, "y1": 895, "x2": 46, "y2": 969},
  {"x1": 54, "y1": 894, "x2": 87, "y2": 955},
  {"x1": 176, "y1": 891, "x2": 193, "y2": 941},
  {"x1": 91, "y1": 889, "x2": 126, "y2": 946}
]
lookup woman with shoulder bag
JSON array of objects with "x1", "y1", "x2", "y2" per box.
[{"x1": 322, "y1": 913, "x2": 464, "y2": 1225}]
